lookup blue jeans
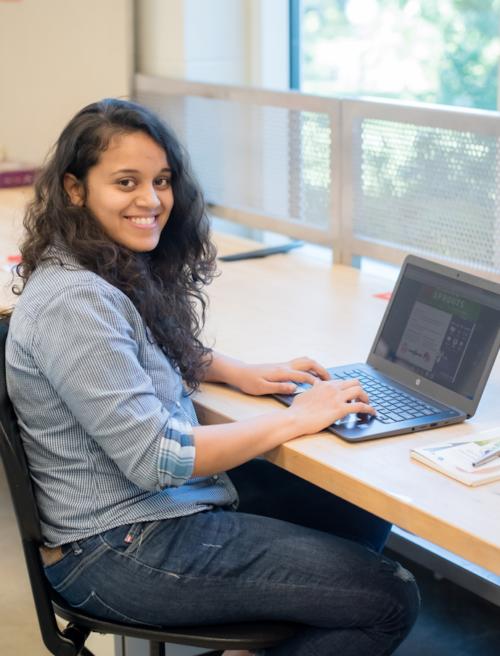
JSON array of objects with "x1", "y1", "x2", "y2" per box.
[{"x1": 44, "y1": 459, "x2": 420, "y2": 655}]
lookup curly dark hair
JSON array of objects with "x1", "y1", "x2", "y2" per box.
[{"x1": 13, "y1": 98, "x2": 217, "y2": 390}]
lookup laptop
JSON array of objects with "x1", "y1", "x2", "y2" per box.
[{"x1": 275, "y1": 255, "x2": 500, "y2": 442}]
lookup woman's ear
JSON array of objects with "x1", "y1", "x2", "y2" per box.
[{"x1": 63, "y1": 173, "x2": 85, "y2": 206}]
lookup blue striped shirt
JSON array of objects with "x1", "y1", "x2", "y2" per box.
[{"x1": 6, "y1": 248, "x2": 237, "y2": 546}]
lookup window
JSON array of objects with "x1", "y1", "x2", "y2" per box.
[{"x1": 292, "y1": 0, "x2": 500, "y2": 110}]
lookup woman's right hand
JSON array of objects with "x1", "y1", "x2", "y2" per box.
[
  {"x1": 287, "y1": 378, "x2": 376, "y2": 435},
  {"x1": 193, "y1": 378, "x2": 375, "y2": 478}
]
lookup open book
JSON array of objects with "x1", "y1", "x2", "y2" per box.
[{"x1": 411, "y1": 434, "x2": 500, "y2": 487}]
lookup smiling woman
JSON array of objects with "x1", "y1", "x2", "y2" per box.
[
  {"x1": 2, "y1": 98, "x2": 419, "y2": 656},
  {"x1": 16, "y1": 99, "x2": 215, "y2": 390}
]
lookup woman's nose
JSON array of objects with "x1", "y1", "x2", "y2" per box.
[{"x1": 136, "y1": 185, "x2": 161, "y2": 208}]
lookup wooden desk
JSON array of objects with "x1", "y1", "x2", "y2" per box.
[
  {"x1": 197, "y1": 233, "x2": 500, "y2": 576},
  {"x1": 1, "y1": 190, "x2": 499, "y2": 576}
]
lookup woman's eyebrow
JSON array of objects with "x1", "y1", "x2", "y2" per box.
[{"x1": 110, "y1": 167, "x2": 172, "y2": 175}]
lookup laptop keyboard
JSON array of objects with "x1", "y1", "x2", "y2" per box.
[{"x1": 330, "y1": 368, "x2": 442, "y2": 424}]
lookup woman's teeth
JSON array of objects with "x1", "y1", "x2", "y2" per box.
[{"x1": 128, "y1": 216, "x2": 156, "y2": 225}]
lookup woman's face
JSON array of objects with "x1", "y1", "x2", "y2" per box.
[{"x1": 64, "y1": 131, "x2": 174, "y2": 252}]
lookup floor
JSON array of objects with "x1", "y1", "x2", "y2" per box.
[{"x1": 389, "y1": 550, "x2": 500, "y2": 656}]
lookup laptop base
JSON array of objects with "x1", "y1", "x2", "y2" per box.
[{"x1": 274, "y1": 363, "x2": 466, "y2": 443}]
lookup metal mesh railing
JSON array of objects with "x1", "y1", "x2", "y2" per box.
[
  {"x1": 136, "y1": 78, "x2": 338, "y2": 246},
  {"x1": 135, "y1": 75, "x2": 500, "y2": 277},
  {"x1": 351, "y1": 117, "x2": 500, "y2": 273}
]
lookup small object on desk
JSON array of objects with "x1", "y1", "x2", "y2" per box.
[
  {"x1": 411, "y1": 433, "x2": 500, "y2": 486},
  {"x1": 218, "y1": 240, "x2": 304, "y2": 262},
  {"x1": 373, "y1": 291, "x2": 392, "y2": 301},
  {"x1": 0, "y1": 161, "x2": 38, "y2": 188},
  {"x1": 7, "y1": 254, "x2": 21, "y2": 263},
  {"x1": 471, "y1": 444, "x2": 500, "y2": 468}
]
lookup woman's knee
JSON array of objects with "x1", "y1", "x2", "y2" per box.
[{"x1": 380, "y1": 557, "x2": 421, "y2": 639}]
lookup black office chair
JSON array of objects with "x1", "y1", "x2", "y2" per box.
[{"x1": 0, "y1": 317, "x2": 298, "y2": 656}]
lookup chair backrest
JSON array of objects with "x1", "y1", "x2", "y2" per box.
[
  {"x1": 0, "y1": 319, "x2": 44, "y2": 542},
  {"x1": 0, "y1": 317, "x2": 84, "y2": 656}
]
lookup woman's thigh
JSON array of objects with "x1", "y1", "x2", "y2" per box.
[
  {"x1": 45, "y1": 509, "x2": 417, "y2": 633},
  {"x1": 228, "y1": 458, "x2": 392, "y2": 552}
]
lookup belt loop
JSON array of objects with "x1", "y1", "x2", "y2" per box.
[{"x1": 71, "y1": 541, "x2": 83, "y2": 556}]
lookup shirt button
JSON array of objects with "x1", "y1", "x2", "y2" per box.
[
  {"x1": 175, "y1": 402, "x2": 181, "y2": 408},
  {"x1": 213, "y1": 475, "x2": 219, "y2": 481}
]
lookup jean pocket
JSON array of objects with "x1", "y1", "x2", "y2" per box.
[
  {"x1": 43, "y1": 544, "x2": 73, "y2": 572},
  {"x1": 43, "y1": 548, "x2": 76, "y2": 591},
  {"x1": 72, "y1": 590, "x2": 145, "y2": 625},
  {"x1": 46, "y1": 538, "x2": 106, "y2": 594}
]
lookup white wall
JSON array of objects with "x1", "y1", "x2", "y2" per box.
[
  {"x1": 136, "y1": 0, "x2": 247, "y2": 84},
  {"x1": 136, "y1": 0, "x2": 289, "y2": 88},
  {"x1": 248, "y1": 0, "x2": 289, "y2": 89},
  {"x1": 0, "y1": 0, "x2": 288, "y2": 163},
  {"x1": 135, "y1": 0, "x2": 187, "y2": 79},
  {"x1": 0, "y1": 0, "x2": 133, "y2": 164}
]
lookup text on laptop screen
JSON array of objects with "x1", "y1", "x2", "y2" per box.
[{"x1": 373, "y1": 264, "x2": 500, "y2": 399}]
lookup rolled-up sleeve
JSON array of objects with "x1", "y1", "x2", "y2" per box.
[
  {"x1": 32, "y1": 282, "x2": 195, "y2": 491},
  {"x1": 158, "y1": 416, "x2": 195, "y2": 487}
]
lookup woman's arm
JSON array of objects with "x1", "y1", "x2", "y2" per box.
[
  {"x1": 192, "y1": 376, "x2": 374, "y2": 477},
  {"x1": 203, "y1": 351, "x2": 331, "y2": 395},
  {"x1": 32, "y1": 284, "x2": 197, "y2": 491},
  {"x1": 32, "y1": 287, "x2": 372, "y2": 488}
]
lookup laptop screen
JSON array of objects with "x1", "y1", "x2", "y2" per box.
[{"x1": 372, "y1": 263, "x2": 500, "y2": 400}]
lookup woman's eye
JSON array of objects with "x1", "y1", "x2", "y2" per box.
[
  {"x1": 155, "y1": 177, "x2": 172, "y2": 188},
  {"x1": 117, "y1": 179, "x2": 135, "y2": 189}
]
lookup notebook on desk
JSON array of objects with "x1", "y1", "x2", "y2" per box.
[{"x1": 275, "y1": 255, "x2": 500, "y2": 442}]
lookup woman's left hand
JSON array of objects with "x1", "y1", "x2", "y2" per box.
[{"x1": 235, "y1": 357, "x2": 330, "y2": 396}]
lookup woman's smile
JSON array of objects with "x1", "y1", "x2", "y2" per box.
[{"x1": 124, "y1": 214, "x2": 160, "y2": 228}]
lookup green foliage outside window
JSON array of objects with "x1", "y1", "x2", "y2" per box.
[
  {"x1": 301, "y1": 0, "x2": 500, "y2": 110},
  {"x1": 297, "y1": 1, "x2": 500, "y2": 266}
]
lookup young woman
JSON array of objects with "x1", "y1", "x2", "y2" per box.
[{"x1": 5, "y1": 99, "x2": 419, "y2": 655}]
